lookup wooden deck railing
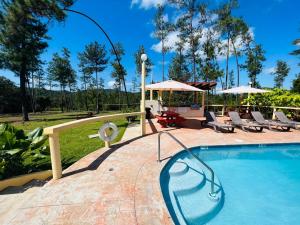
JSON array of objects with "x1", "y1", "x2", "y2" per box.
[{"x1": 44, "y1": 112, "x2": 146, "y2": 180}]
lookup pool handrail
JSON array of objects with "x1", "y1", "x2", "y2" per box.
[{"x1": 158, "y1": 131, "x2": 216, "y2": 196}]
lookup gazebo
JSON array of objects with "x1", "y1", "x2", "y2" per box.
[{"x1": 145, "y1": 80, "x2": 206, "y2": 118}]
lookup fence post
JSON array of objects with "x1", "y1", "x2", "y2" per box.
[{"x1": 48, "y1": 133, "x2": 62, "y2": 180}]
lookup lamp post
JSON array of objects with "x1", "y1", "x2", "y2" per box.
[
  {"x1": 63, "y1": 8, "x2": 129, "y2": 107},
  {"x1": 140, "y1": 54, "x2": 147, "y2": 136}
]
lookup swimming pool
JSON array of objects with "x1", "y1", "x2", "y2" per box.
[{"x1": 160, "y1": 143, "x2": 300, "y2": 225}]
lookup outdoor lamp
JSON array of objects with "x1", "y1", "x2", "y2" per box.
[{"x1": 141, "y1": 54, "x2": 148, "y2": 62}]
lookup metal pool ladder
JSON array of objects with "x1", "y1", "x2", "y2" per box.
[{"x1": 158, "y1": 131, "x2": 216, "y2": 197}]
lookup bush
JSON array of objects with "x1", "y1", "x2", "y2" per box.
[{"x1": 243, "y1": 89, "x2": 300, "y2": 119}]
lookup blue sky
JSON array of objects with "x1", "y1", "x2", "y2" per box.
[{"x1": 1, "y1": 0, "x2": 300, "y2": 90}]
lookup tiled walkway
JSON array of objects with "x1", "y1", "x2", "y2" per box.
[{"x1": 1, "y1": 118, "x2": 300, "y2": 225}]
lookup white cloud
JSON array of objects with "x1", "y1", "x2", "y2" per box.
[
  {"x1": 107, "y1": 80, "x2": 132, "y2": 89},
  {"x1": 264, "y1": 67, "x2": 276, "y2": 74},
  {"x1": 162, "y1": 14, "x2": 169, "y2": 22},
  {"x1": 131, "y1": 0, "x2": 167, "y2": 9},
  {"x1": 108, "y1": 80, "x2": 116, "y2": 88},
  {"x1": 151, "y1": 31, "x2": 181, "y2": 53}
]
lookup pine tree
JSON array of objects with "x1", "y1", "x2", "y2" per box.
[
  {"x1": 241, "y1": 44, "x2": 266, "y2": 87},
  {"x1": 47, "y1": 48, "x2": 76, "y2": 112},
  {"x1": 200, "y1": 27, "x2": 224, "y2": 83},
  {"x1": 170, "y1": 0, "x2": 203, "y2": 82},
  {"x1": 168, "y1": 53, "x2": 191, "y2": 82},
  {"x1": 290, "y1": 37, "x2": 300, "y2": 65},
  {"x1": 0, "y1": 0, "x2": 74, "y2": 121},
  {"x1": 134, "y1": 45, "x2": 153, "y2": 77},
  {"x1": 216, "y1": 0, "x2": 239, "y2": 88},
  {"x1": 79, "y1": 70, "x2": 92, "y2": 111},
  {"x1": 292, "y1": 73, "x2": 300, "y2": 93},
  {"x1": 78, "y1": 42, "x2": 109, "y2": 114},
  {"x1": 154, "y1": 4, "x2": 173, "y2": 81},
  {"x1": 228, "y1": 70, "x2": 235, "y2": 88},
  {"x1": 273, "y1": 60, "x2": 290, "y2": 88}
]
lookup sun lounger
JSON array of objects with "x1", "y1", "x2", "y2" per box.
[
  {"x1": 205, "y1": 111, "x2": 235, "y2": 133},
  {"x1": 251, "y1": 111, "x2": 292, "y2": 131},
  {"x1": 274, "y1": 111, "x2": 300, "y2": 129},
  {"x1": 228, "y1": 111, "x2": 263, "y2": 132}
]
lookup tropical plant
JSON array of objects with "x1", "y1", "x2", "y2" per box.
[
  {"x1": 245, "y1": 89, "x2": 300, "y2": 108},
  {"x1": 0, "y1": 124, "x2": 49, "y2": 179}
]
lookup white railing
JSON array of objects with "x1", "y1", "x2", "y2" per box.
[{"x1": 44, "y1": 112, "x2": 146, "y2": 180}]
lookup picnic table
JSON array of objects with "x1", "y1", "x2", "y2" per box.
[{"x1": 156, "y1": 111, "x2": 186, "y2": 128}]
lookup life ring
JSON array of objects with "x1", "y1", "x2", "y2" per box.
[{"x1": 98, "y1": 122, "x2": 119, "y2": 142}]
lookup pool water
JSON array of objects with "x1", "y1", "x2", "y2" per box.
[{"x1": 160, "y1": 143, "x2": 300, "y2": 225}]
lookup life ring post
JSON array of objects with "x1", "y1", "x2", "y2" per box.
[
  {"x1": 99, "y1": 122, "x2": 119, "y2": 148},
  {"x1": 104, "y1": 130, "x2": 111, "y2": 148}
]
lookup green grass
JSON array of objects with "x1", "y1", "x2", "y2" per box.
[{"x1": 0, "y1": 111, "x2": 128, "y2": 170}]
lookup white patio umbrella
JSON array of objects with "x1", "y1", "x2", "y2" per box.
[
  {"x1": 218, "y1": 85, "x2": 270, "y2": 94},
  {"x1": 146, "y1": 80, "x2": 203, "y2": 106},
  {"x1": 146, "y1": 80, "x2": 203, "y2": 92},
  {"x1": 218, "y1": 85, "x2": 270, "y2": 113}
]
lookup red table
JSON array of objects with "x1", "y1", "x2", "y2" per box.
[{"x1": 156, "y1": 111, "x2": 186, "y2": 128}]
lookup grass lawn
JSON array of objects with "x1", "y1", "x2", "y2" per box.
[{"x1": 0, "y1": 111, "x2": 129, "y2": 170}]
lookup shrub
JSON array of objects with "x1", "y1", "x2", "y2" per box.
[
  {"x1": 0, "y1": 124, "x2": 49, "y2": 179},
  {"x1": 243, "y1": 89, "x2": 300, "y2": 119}
]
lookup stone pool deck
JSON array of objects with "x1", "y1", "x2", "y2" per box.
[{"x1": 1, "y1": 117, "x2": 300, "y2": 225}]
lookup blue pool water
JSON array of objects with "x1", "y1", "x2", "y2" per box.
[{"x1": 160, "y1": 143, "x2": 300, "y2": 225}]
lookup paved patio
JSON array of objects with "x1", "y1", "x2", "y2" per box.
[{"x1": 1, "y1": 117, "x2": 300, "y2": 225}]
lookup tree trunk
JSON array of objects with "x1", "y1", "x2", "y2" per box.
[
  {"x1": 231, "y1": 40, "x2": 240, "y2": 87},
  {"x1": 162, "y1": 44, "x2": 165, "y2": 81},
  {"x1": 20, "y1": 68, "x2": 29, "y2": 121},
  {"x1": 60, "y1": 85, "x2": 64, "y2": 112},
  {"x1": 31, "y1": 73, "x2": 36, "y2": 113},
  {"x1": 84, "y1": 80, "x2": 88, "y2": 112},
  {"x1": 225, "y1": 35, "x2": 230, "y2": 89},
  {"x1": 96, "y1": 70, "x2": 99, "y2": 114},
  {"x1": 231, "y1": 40, "x2": 240, "y2": 106}
]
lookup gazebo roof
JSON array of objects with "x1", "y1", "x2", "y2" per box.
[
  {"x1": 145, "y1": 80, "x2": 203, "y2": 92},
  {"x1": 185, "y1": 82, "x2": 217, "y2": 91}
]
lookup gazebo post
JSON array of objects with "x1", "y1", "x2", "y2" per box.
[
  {"x1": 202, "y1": 91, "x2": 205, "y2": 113},
  {"x1": 158, "y1": 91, "x2": 162, "y2": 101},
  {"x1": 150, "y1": 89, "x2": 153, "y2": 100}
]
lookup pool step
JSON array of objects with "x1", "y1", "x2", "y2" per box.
[
  {"x1": 164, "y1": 158, "x2": 224, "y2": 225},
  {"x1": 174, "y1": 177, "x2": 224, "y2": 225},
  {"x1": 169, "y1": 161, "x2": 189, "y2": 177},
  {"x1": 169, "y1": 161, "x2": 206, "y2": 194}
]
